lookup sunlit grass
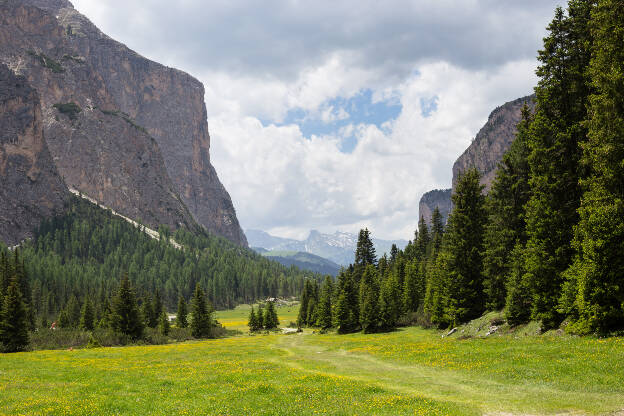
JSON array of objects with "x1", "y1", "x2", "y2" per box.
[{"x1": 2, "y1": 305, "x2": 623, "y2": 415}]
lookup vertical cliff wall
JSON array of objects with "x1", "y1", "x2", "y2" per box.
[
  {"x1": 0, "y1": 64, "x2": 67, "y2": 245},
  {"x1": 0, "y1": 0, "x2": 247, "y2": 245}
]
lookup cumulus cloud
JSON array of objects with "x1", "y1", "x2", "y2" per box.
[{"x1": 70, "y1": 0, "x2": 560, "y2": 239}]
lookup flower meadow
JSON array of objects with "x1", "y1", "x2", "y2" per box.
[{"x1": 1, "y1": 318, "x2": 623, "y2": 415}]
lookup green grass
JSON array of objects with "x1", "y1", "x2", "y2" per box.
[
  {"x1": 1, "y1": 309, "x2": 623, "y2": 415},
  {"x1": 216, "y1": 303, "x2": 300, "y2": 331}
]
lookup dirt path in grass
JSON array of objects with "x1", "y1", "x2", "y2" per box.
[{"x1": 269, "y1": 333, "x2": 621, "y2": 416}]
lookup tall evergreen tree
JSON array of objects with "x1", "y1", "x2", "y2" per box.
[
  {"x1": 524, "y1": 1, "x2": 594, "y2": 328},
  {"x1": 0, "y1": 279, "x2": 29, "y2": 352},
  {"x1": 190, "y1": 284, "x2": 213, "y2": 338},
  {"x1": 79, "y1": 297, "x2": 95, "y2": 331},
  {"x1": 355, "y1": 228, "x2": 377, "y2": 268},
  {"x1": 359, "y1": 265, "x2": 380, "y2": 333},
  {"x1": 111, "y1": 274, "x2": 143, "y2": 340},
  {"x1": 379, "y1": 273, "x2": 400, "y2": 330},
  {"x1": 152, "y1": 290, "x2": 163, "y2": 326},
  {"x1": 248, "y1": 306, "x2": 258, "y2": 331},
  {"x1": 158, "y1": 311, "x2": 170, "y2": 336},
  {"x1": 263, "y1": 301, "x2": 279, "y2": 330},
  {"x1": 483, "y1": 104, "x2": 533, "y2": 311},
  {"x1": 256, "y1": 305, "x2": 264, "y2": 330},
  {"x1": 402, "y1": 260, "x2": 422, "y2": 313},
  {"x1": 334, "y1": 270, "x2": 359, "y2": 333},
  {"x1": 505, "y1": 244, "x2": 532, "y2": 326},
  {"x1": 176, "y1": 296, "x2": 188, "y2": 328},
  {"x1": 316, "y1": 275, "x2": 333, "y2": 329},
  {"x1": 565, "y1": 0, "x2": 624, "y2": 334},
  {"x1": 416, "y1": 216, "x2": 430, "y2": 260},
  {"x1": 431, "y1": 208, "x2": 445, "y2": 255},
  {"x1": 444, "y1": 169, "x2": 487, "y2": 325}
]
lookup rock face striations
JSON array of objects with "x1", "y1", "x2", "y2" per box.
[
  {"x1": 452, "y1": 95, "x2": 535, "y2": 193},
  {"x1": 0, "y1": 63, "x2": 67, "y2": 245},
  {"x1": 0, "y1": 0, "x2": 247, "y2": 246}
]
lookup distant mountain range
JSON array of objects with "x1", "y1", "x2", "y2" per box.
[
  {"x1": 252, "y1": 249, "x2": 341, "y2": 276},
  {"x1": 247, "y1": 229, "x2": 408, "y2": 266}
]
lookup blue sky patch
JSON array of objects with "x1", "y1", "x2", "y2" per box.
[
  {"x1": 263, "y1": 89, "x2": 402, "y2": 153},
  {"x1": 420, "y1": 95, "x2": 439, "y2": 117}
]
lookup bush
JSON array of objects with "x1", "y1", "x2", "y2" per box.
[{"x1": 53, "y1": 102, "x2": 82, "y2": 120}]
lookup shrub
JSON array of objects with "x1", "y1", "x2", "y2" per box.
[{"x1": 53, "y1": 102, "x2": 82, "y2": 120}]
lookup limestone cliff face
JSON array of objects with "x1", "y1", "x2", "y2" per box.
[
  {"x1": 0, "y1": 63, "x2": 67, "y2": 245},
  {"x1": 452, "y1": 95, "x2": 535, "y2": 193},
  {"x1": 419, "y1": 95, "x2": 535, "y2": 224},
  {"x1": 0, "y1": 0, "x2": 247, "y2": 245},
  {"x1": 418, "y1": 189, "x2": 452, "y2": 226}
]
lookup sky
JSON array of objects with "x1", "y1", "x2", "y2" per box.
[{"x1": 71, "y1": 0, "x2": 562, "y2": 240}]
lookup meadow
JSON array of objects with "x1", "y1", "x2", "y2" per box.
[{"x1": 1, "y1": 304, "x2": 623, "y2": 415}]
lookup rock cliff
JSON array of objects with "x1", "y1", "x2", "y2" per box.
[
  {"x1": 0, "y1": 0, "x2": 247, "y2": 245},
  {"x1": 0, "y1": 63, "x2": 67, "y2": 245},
  {"x1": 419, "y1": 96, "x2": 535, "y2": 224},
  {"x1": 418, "y1": 189, "x2": 452, "y2": 226},
  {"x1": 452, "y1": 95, "x2": 535, "y2": 193}
]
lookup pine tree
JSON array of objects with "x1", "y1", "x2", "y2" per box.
[
  {"x1": 355, "y1": 228, "x2": 377, "y2": 268},
  {"x1": 158, "y1": 311, "x2": 170, "y2": 336},
  {"x1": 416, "y1": 216, "x2": 430, "y2": 260},
  {"x1": 505, "y1": 244, "x2": 532, "y2": 326},
  {"x1": 176, "y1": 296, "x2": 188, "y2": 328},
  {"x1": 0, "y1": 279, "x2": 29, "y2": 352},
  {"x1": 110, "y1": 274, "x2": 143, "y2": 340},
  {"x1": 264, "y1": 301, "x2": 279, "y2": 330},
  {"x1": 359, "y1": 265, "x2": 380, "y2": 333},
  {"x1": 524, "y1": 1, "x2": 594, "y2": 329},
  {"x1": 379, "y1": 273, "x2": 400, "y2": 330},
  {"x1": 190, "y1": 284, "x2": 213, "y2": 338},
  {"x1": 424, "y1": 251, "x2": 450, "y2": 327},
  {"x1": 402, "y1": 260, "x2": 421, "y2": 313},
  {"x1": 67, "y1": 295, "x2": 81, "y2": 328},
  {"x1": 483, "y1": 104, "x2": 533, "y2": 311},
  {"x1": 79, "y1": 297, "x2": 95, "y2": 331},
  {"x1": 431, "y1": 208, "x2": 445, "y2": 255},
  {"x1": 248, "y1": 306, "x2": 258, "y2": 331},
  {"x1": 334, "y1": 270, "x2": 359, "y2": 333},
  {"x1": 256, "y1": 305, "x2": 264, "y2": 330},
  {"x1": 444, "y1": 169, "x2": 487, "y2": 325},
  {"x1": 565, "y1": 0, "x2": 624, "y2": 334},
  {"x1": 141, "y1": 296, "x2": 155, "y2": 329},
  {"x1": 152, "y1": 290, "x2": 163, "y2": 326},
  {"x1": 316, "y1": 276, "x2": 333, "y2": 329},
  {"x1": 297, "y1": 280, "x2": 312, "y2": 327}
]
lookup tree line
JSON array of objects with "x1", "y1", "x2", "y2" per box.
[
  {"x1": 0, "y1": 195, "x2": 324, "y2": 351},
  {"x1": 297, "y1": 0, "x2": 624, "y2": 336}
]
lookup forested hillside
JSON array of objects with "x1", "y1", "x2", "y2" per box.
[
  {"x1": 0, "y1": 196, "x2": 317, "y2": 334},
  {"x1": 297, "y1": 0, "x2": 624, "y2": 336}
]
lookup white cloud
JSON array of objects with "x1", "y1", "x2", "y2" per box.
[
  {"x1": 210, "y1": 60, "x2": 538, "y2": 240},
  {"x1": 66, "y1": 0, "x2": 553, "y2": 240}
]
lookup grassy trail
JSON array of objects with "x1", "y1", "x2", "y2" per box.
[{"x1": 270, "y1": 331, "x2": 624, "y2": 415}]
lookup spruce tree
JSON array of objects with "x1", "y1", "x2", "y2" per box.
[
  {"x1": 297, "y1": 280, "x2": 311, "y2": 327},
  {"x1": 67, "y1": 295, "x2": 81, "y2": 328},
  {"x1": 176, "y1": 296, "x2": 188, "y2": 328},
  {"x1": 359, "y1": 265, "x2": 380, "y2": 333},
  {"x1": 424, "y1": 251, "x2": 450, "y2": 327},
  {"x1": 256, "y1": 305, "x2": 264, "y2": 330},
  {"x1": 444, "y1": 168, "x2": 487, "y2": 325},
  {"x1": 334, "y1": 270, "x2": 359, "y2": 333},
  {"x1": 316, "y1": 276, "x2": 333, "y2": 329},
  {"x1": 152, "y1": 290, "x2": 163, "y2": 327},
  {"x1": 565, "y1": 0, "x2": 624, "y2": 334},
  {"x1": 248, "y1": 306, "x2": 258, "y2": 331},
  {"x1": 79, "y1": 297, "x2": 95, "y2": 331},
  {"x1": 505, "y1": 244, "x2": 532, "y2": 326},
  {"x1": 355, "y1": 228, "x2": 377, "y2": 268},
  {"x1": 416, "y1": 216, "x2": 430, "y2": 260},
  {"x1": 158, "y1": 311, "x2": 170, "y2": 336},
  {"x1": 190, "y1": 284, "x2": 213, "y2": 338},
  {"x1": 111, "y1": 274, "x2": 143, "y2": 340},
  {"x1": 0, "y1": 279, "x2": 29, "y2": 353},
  {"x1": 431, "y1": 207, "x2": 445, "y2": 255},
  {"x1": 524, "y1": 1, "x2": 594, "y2": 329},
  {"x1": 483, "y1": 104, "x2": 533, "y2": 311},
  {"x1": 402, "y1": 260, "x2": 421, "y2": 313},
  {"x1": 264, "y1": 301, "x2": 279, "y2": 330},
  {"x1": 379, "y1": 273, "x2": 400, "y2": 330}
]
